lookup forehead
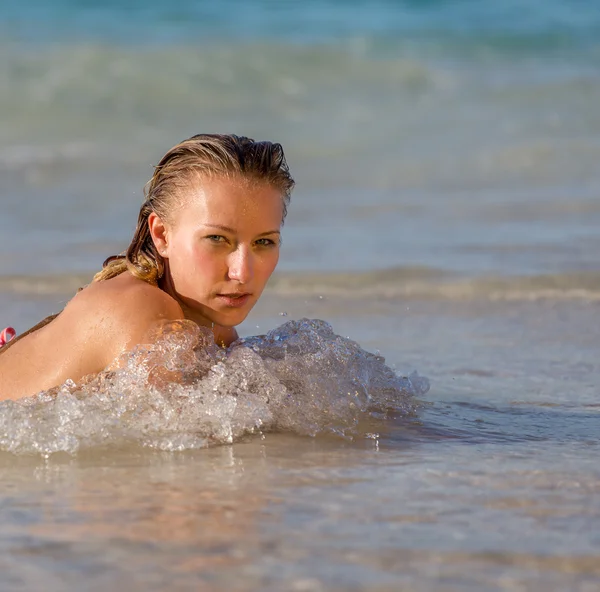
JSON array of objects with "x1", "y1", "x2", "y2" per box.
[{"x1": 173, "y1": 176, "x2": 284, "y2": 228}]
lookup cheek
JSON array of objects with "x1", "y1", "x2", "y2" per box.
[
  {"x1": 170, "y1": 237, "x2": 218, "y2": 278},
  {"x1": 190, "y1": 246, "x2": 225, "y2": 279},
  {"x1": 259, "y1": 250, "x2": 280, "y2": 278}
]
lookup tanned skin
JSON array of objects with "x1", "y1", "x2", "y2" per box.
[{"x1": 0, "y1": 178, "x2": 283, "y2": 401}]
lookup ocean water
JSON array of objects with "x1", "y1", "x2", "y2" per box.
[{"x1": 1, "y1": 0, "x2": 600, "y2": 589}]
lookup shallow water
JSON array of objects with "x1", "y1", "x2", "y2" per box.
[
  {"x1": 2, "y1": 433, "x2": 599, "y2": 592},
  {"x1": 1, "y1": 295, "x2": 598, "y2": 590},
  {"x1": 2, "y1": 0, "x2": 600, "y2": 589}
]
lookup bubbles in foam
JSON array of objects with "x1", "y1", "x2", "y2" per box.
[{"x1": 0, "y1": 319, "x2": 429, "y2": 456}]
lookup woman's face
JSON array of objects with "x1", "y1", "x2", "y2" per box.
[{"x1": 155, "y1": 177, "x2": 284, "y2": 328}]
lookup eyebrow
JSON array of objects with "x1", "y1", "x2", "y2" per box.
[{"x1": 201, "y1": 224, "x2": 280, "y2": 237}]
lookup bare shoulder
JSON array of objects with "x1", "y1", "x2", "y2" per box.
[
  {"x1": 66, "y1": 273, "x2": 184, "y2": 355},
  {"x1": 78, "y1": 273, "x2": 182, "y2": 321},
  {"x1": 0, "y1": 273, "x2": 187, "y2": 401}
]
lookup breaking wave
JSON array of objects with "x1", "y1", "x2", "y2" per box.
[{"x1": 0, "y1": 318, "x2": 428, "y2": 456}]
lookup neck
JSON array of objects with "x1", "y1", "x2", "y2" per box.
[{"x1": 158, "y1": 267, "x2": 214, "y2": 330}]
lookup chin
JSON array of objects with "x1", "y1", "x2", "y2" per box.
[{"x1": 214, "y1": 308, "x2": 251, "y2": 327}]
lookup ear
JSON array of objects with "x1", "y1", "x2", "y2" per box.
[{"x1": 148, "y1": 212, "x2": 170, "y2": 258}]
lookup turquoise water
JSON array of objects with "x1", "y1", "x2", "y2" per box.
[
  {"x1": 1, "y1": 1, "x2": 600, "y2": 590},
  {"x1": 3, "y1": 0, "x2": 600, "y2": 46}
]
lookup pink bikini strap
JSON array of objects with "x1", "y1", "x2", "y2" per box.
[{"x1": 0, "y1": 327, "x2": 16, "y2": 347}]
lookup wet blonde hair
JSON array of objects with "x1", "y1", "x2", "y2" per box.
[{"x1": 93, "y1": 134, "x2": 295, "y2": 285}]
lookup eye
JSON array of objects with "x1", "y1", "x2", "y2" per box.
[
  {"x1": 206, "y1": 235, "x2": 227, "y2": 243},
  {"x1": 255, "y1": 238, "x2": 278, "y2": 247}
]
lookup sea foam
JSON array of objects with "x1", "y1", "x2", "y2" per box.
[{"x1": 0, "y1": 319, "x2": 429, "y2": 456}]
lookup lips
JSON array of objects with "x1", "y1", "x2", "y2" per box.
[{"x1": 216, "y1": 292, "x2": 252, "y2": 308}]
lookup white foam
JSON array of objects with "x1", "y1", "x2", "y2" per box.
[{"x1": 0, "y1": 319, "x2": 429, "y2": 456}]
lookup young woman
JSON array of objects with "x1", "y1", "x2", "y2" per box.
[{"x1": 0, "y1": 134, "x2": 295, "y2": 401}]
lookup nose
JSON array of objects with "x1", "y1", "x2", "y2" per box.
[{"x1": 227, "y1": 245, "x2": 253, "y2": 284}]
